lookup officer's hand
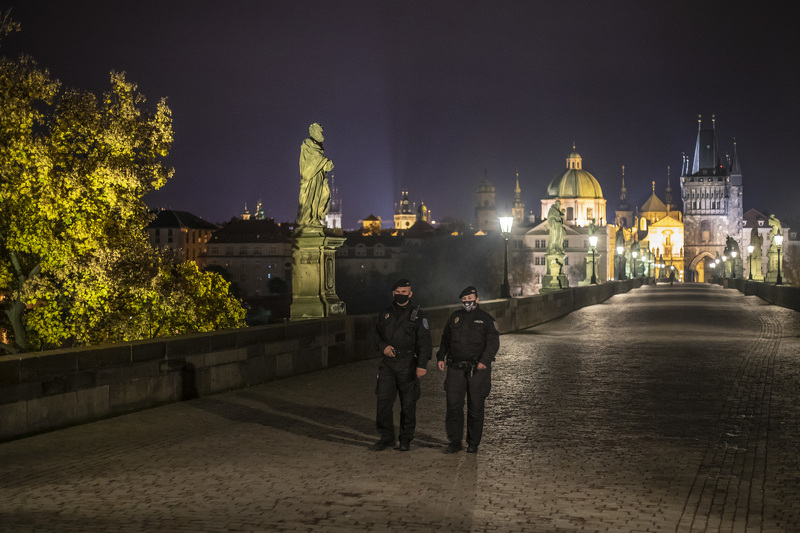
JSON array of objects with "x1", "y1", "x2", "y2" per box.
[
  {"x1": 477, "y1": 363, "x2": 487, "y2": 370},
  {"x1": 384, "y1": 346, "x2": 395, "y2": 357},
  {"x1": 438, "y1": 361, "x2": 445, "y2": 371},
  {"x1": 416, "y1": 368, "x2": 427, "y2": 378}
]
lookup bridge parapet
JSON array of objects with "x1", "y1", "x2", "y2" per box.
[
  {"x1": 0, "y1": 279, "x2": 647, "y2": 441},
  {"x1": 720, "y1": 278, "x2": 800, "y2": 311}
]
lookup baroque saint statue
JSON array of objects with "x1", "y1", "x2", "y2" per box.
[
  {"x1": 296, "y1": 123, "x2": 334, "y2": 227},
  {"x1": 546, "y1": 200, "x2": 565, "y2": 254}
]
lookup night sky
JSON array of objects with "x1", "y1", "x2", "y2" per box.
[{"x1": 4, "y1": 1, "x2": 799, "y2": 228}]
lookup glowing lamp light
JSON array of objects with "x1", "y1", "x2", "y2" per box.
[
  {"x1": 617, "y1": 246, "x2": 624, "y2": 255},
  {"x1": 498, "y1": 216, "x2": 514, "y2": 235},
  {"x1": 731, "y1": 250, "x2": 737, "y2": 258},
  {"x1": 747, "y1": 245, "x2": 754, "y2": 254},
  {"x1": 775, "y1": 234, "x2": 784, "y2": 247},
  {"x1": 589, "y1": 235, "x2": 598, "y2": 248}
]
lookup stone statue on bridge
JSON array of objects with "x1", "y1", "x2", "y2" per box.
[
  {"x1": 767, "y1": 214, "x2": 782, "y2": 251},
  {"x1": 546, "y1": 200, "x2": 565, "y2": 254},
  {"x1": 291, "y1": 123, "x2": 345, "y2": 320},
  {"x1": 296, "y1": 123, "x2": 334, "y2": 227},
  {"x1": 749, "y1": 229, "x2": 764, "y2": 280}
]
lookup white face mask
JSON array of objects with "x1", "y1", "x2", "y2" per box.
[{"x1": 462, "y1": 301, "x2": 477, "y2": 312}]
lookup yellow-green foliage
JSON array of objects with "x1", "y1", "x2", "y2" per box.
[{"x1": 1, "y1": 52, "x2": 245, "y2": 352}]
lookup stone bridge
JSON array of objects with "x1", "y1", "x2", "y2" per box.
[{"x1": 1, "y1": 283, "x2": 799, "y2": 532}]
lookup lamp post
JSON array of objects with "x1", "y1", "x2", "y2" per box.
[
  {"x1": 616, "y1": 245, "x2": 625, "y2": 280},
  {"x1": 731, "y1": 250, "x2": 737, "y2": 279},
  {"x1": 589, "y1": 234, "x2": 598, "y2": 284},
  {"x1": 498, "y1": 216, "x2": 514, "y2": 298},
  {"x1": 747, "y1": 244, "x2": 754, "y2": 280},
  {"x1": 775, "y1": 233, "x2": 783, "y2": 285},
  {"x1": 632, "y1": 251, "x2": 638, "y2": 278},
  {"x1": 722, "y1": 254, "x2": 728, "y2": 278}
]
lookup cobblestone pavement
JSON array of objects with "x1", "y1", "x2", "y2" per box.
[{"x1": 2, "y1": 283, "x2": 799, "y2": 532}]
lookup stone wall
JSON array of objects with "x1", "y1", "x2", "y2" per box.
[
  {"x1": 0, "y1": 279, "x2": 646, "y2": 441},
  {"x1": 722, "y1": 278, "x2": 800, "y2": 312}
]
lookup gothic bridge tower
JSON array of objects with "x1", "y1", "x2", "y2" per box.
[{"x1": 680, "y1": 115, "x2": 743, "y2": 282}]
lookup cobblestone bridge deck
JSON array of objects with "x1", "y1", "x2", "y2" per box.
[{"x1": 1, "y1": 283, "x2": 799, "y2": 532}]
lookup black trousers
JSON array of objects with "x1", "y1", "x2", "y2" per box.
[
  {"x1": 444, "y1": 366, "x2": 491, "y2": 446},
  {"x1": 376, "y1": 357, "x2": 420, "y2": 443}
]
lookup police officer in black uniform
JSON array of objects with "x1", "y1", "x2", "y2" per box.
[
  {"x1": 436, "y1": 286, "x2": 499, "y2": 454},
  {"x1": 371, "y1": 278, "x2": 432, "y2": 451}
]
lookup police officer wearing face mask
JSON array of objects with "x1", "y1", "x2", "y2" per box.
[
  {"x1": 370, "y1": 278, "x2": 432, "y2": 451},
  {"x1": 436, "y1": 286, "x2": 500, "y2": 454}
]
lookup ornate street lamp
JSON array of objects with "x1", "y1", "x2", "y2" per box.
[
  {"x1": 498, "y1": 216, "x2": 514, "y2": 298},
  {"x1": 747, "y1": 244, "x2": 754, "y2": 280},
  {"x1": 616, "y1": 245, "x2": 625, "y2": 280},
  {"x1": 775, "y1": 233, "x2": 783, "y2": 285},
  {"x1": 632, "y1": 250, "x2": 638, "y2": 278},
  {"x1": 731, "y1": 250, "x2": 737, "y2": 279},
  {"x1": 722, "y1": 254, "x2": 728, "y2": 278},
  {"x1": 589, "y1": 234, "x2": 598, "y2": 284}
]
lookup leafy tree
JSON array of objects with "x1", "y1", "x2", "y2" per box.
[{"x1": 0, "y1": 19, "x2": 244, "y2": 352}]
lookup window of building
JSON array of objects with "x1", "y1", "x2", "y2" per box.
[
  {"x1": 210, "y1": 246, "x2": 218, "y2": 255},
  {"x1": 566, "y1": 207, "x2": 574, "y2": 220},
  {"x1": 374, "y1": 243, "x2": 385, "y2": 257},
  {"x1": 356, "y1": 243, "x2": 367, "y2": 257},
  {"x1": 154, "y1": 231, "x2": 160, "y2": 244},
  {"x1": 167, "y1": 229, "x2": 173, "y2": 243},
  {"x1": 564, "y1": 256, "x2": 569, "y2": 265},
  {"x1": 226, "y1": 246, "x2": 233, "y2": 256},
  {"x1": 563, "y1": 240, "x2": 568, "y2": 250},
  {"x1": 239, "y1": 246, "x2": 247, "y2": 255},
  {"x1": 253, "y1": 247, "x2": 261, "y2": 255}
]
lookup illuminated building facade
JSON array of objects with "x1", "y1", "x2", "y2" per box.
[
  {"x1": 205, "y1": 218, "x2": 292, "y2": 299},
  {"x1": 147, "y1": 209, "x2": 217, "y2": 267}
]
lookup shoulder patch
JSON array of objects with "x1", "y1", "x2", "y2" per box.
[
  {"x1": 385, "y1": 313, "x2": 390, "y2": 319},
  {"x1": 454, "y1": 317, "x2": 460, "y2": 325},
  {"x1": 422, "y1": 318, "x2": 429, "y2": 329}
]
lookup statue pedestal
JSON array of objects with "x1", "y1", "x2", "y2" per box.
[
  {"x1": 540, "y1": 253, "x2": 568, "y2": 293},
  {"x1": 290, "y1": 225, "x2": 346, "y2": 320},
  {"x1": 750, "y1": 256, "x2": 764, "y2": 281},
  {"x1": 764, "y1": 249, "x2": 781, "y2": 283},
  {"x1": 578, "y1": 253, "x2": 601, "y2": 286}
]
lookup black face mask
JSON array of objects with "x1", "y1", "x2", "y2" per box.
[{"x1": 394, "y1": 294, "x2": 410, "y2": 305}]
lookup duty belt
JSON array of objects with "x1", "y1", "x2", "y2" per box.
[
  {"x1": 448, "y1": 360, "x2": 477, "y2": 371},
  {"x1": 392, "y1": 349, "x2": 417, "y2": 357}
]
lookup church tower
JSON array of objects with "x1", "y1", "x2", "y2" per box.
[
  {"x1": 475, "y1": 171, "x2": 497, "y2": 232},
  {"x1": 394, "y1": 189, "x2": 416, "y2": 230},
  {"x1": 512, "y1": 171, "x2": 525, "y2": 224},
  {"x1": 680, "y1": 115, "x2": 743, "y2": 281},
  {"x1": 324, "y1": 175, "x2": 342, "y2": 229},
  {"x1": 614, "y1": 166, "x2": 633, "y2": 228}
]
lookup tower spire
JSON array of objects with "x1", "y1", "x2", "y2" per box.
[
  {"x1": 665, "y1": 166, "x2": 673, "y2": 212},
  {"x1": 620, "y1": 165, "x2": 627, "y2": 202}
]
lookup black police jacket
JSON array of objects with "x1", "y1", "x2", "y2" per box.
[
  {"x1": 436, "y1": 305, "x2": 499, "y2": 367},
  {"x1": 373, "y1": 303, "x2": 433, "y2": 369}
]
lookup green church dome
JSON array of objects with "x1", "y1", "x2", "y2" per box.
[{"x1": 546, "y1": 150, "x2": 604, "y2": 199}]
